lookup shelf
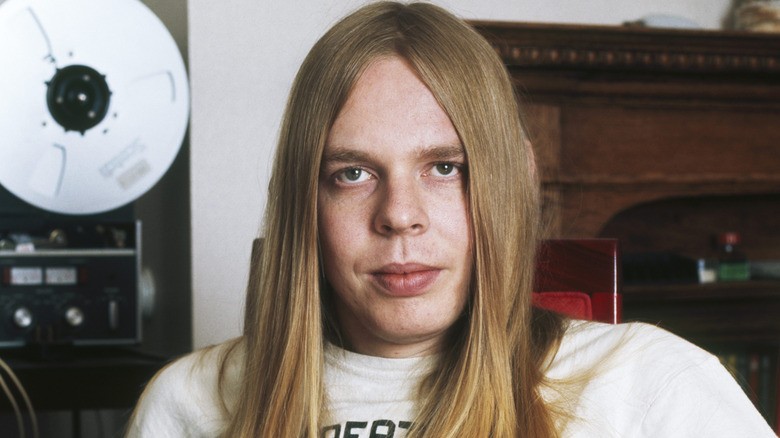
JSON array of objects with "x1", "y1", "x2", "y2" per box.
[
  {"x1": 0, "y1": 347, "x2": 169, "y2": 411},
  {"x1": 623, "y1": 281, "x2": 780, "y2": 346},
  {"x1": 624, "y1": 281, "x2": 780, "y2": 302}
]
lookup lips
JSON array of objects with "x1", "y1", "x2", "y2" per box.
[{"x1": 371, "y1": 263, "x2": 441, "y2": 297}]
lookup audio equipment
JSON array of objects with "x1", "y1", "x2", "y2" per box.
[{"x1": 0, "y1": 0, "x2": 189, "y2": 348}]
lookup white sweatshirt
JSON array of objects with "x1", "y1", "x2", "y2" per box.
[{"x1": 126, "y1": 321, "x2": 775, "y2": 437}]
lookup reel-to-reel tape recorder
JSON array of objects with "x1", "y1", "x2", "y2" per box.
[{"x1": 0, "y1": 0, "x2": 189, "y2": 349}]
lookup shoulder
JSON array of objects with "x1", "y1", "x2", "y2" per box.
[
  {"x1": 125, "y1": 338, "x2": 245, "y2": 438},
  {"x1": 547, "y1": 321, "x2": 775, "y2": 437},
  {"x1": 550, "y1": 320, "x2": 723, "y2": 396},
  {"x1": 552, "y1": 320, "x2": 709, "y2": 372}
]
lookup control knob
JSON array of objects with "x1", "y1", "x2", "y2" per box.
[
  {"x1": 64, "y1": 306, "x2": 85, "y2": 327},
  {"x1": 12, "y1": 307, "x2": 33, "y2": 329}
]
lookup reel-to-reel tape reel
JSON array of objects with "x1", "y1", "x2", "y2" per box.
[{"x1": 0, "y1": 0, "x2": 189, "y2": 349}]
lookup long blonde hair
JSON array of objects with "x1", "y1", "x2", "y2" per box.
[{"x1": 230, "y1": 2, "x2": 566, "y2": 437}]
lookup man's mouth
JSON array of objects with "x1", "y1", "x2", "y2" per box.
[{"x1": 371, "y1": 263, "x2": 441, "y2": 296}]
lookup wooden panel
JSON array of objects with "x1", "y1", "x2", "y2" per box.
[
  {"x1": 560, "y1": 105, "x2": 780, "y2": 178},
  {"x1": 475, "y1": 21, "x2": 780, "y2": 241},
  {"x1": 546, "y1": 183, "x2": 780, "y2": 238},
  {"x1": 600, "y1": 194, "x2": 780, "y2": 259}
]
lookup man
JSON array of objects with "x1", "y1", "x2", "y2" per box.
[{"x1": 127, "y1": 3, "x2": 775, "y2": 437}]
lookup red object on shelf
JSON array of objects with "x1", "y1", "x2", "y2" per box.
[
  {"x1": 717, "y1": 232, "x2": 741, "y2": 246},
  {"x1": 532, "y1": 291, "x2": 592, "y2": 320},
  {"x1": 533, "y1": 239, "x2": 622, "y2": 324}
]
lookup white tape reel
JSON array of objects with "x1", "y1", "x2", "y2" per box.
[{"x1": 0, "y1": 0, "x2": 189, "y2": 214}]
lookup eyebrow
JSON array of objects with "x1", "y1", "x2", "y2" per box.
[
  {"x1": 321, "y1": 143, "x2": 465, "y2": 166},
  {"x1": 420, "y1": 144, "x2": 466, "y2": 161}
]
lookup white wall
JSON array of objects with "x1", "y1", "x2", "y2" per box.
[{"x1": 187, "y1": 0, "x2": 735, "y2": 349}]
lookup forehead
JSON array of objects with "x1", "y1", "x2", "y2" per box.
[{"x1": 325, "y1": 57, "x2": 461, "y2": 156}]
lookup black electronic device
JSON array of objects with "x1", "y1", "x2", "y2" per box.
[
  {"x1": 0, "y1": 221, "x2": 140, "y2": 348},
  {"x1": 0, "y1": 0, "x2": 189, "y2": 349}
]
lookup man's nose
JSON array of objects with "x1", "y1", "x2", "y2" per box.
[{"x1": 373, "y1": 177, "x2": 429, "y2": 236}]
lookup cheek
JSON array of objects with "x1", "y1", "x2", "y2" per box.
[
  {"x1": 431, "y1": 191, "x2": 471, "y2": 246},
  {"x1": 317, "y1": 194, "x2": 364, "y2": 277},
  {"x1": 318, "y1": 200, "x2": 341, "y2": 262}
]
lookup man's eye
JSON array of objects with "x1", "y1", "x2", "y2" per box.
[
  {"x1": 431, "y1": 163, "x2": 459, "y2": 177},
  {"x1": 336, "y1": 168, "x2": 370, "y2": 183}
]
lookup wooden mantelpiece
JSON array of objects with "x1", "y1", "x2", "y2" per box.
[
  {"x1": 474, "y1": 22, "x2": 780, "y2": 239},
  {"x1": 475, "y1": 23, "x2": 780, "y2": 428}
]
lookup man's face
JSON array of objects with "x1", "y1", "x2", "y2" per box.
[{"x1": 317, "y1": 57, "x2": 472, "y2": 358}]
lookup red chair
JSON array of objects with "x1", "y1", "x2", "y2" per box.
[{"x1": 533, "y1": 239, "x2": 622, "y2": 324}]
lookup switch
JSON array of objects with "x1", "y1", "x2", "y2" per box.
[{"x1": 109, "y1": 300, "x2": 119, "y2": 331}]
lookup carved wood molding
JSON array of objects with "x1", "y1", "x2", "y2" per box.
[
  {"x1": 496, "y1": 44, "x2": 780, "y2": 73},
  {"x1": 471, "y1": 21, "x2": 780, "y2": 74}
]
